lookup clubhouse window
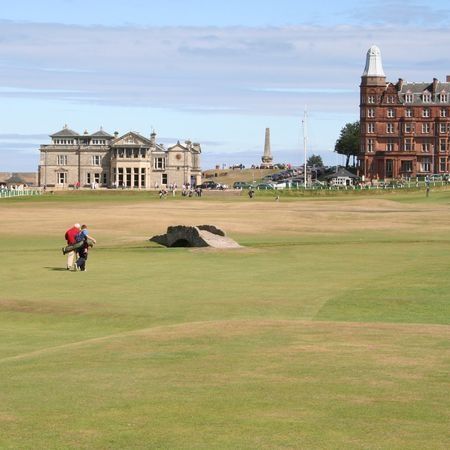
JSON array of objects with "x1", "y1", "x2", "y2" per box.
[
  {"x1": 154, "y1": 157, "x2": 165, "y2": 170},
  {"x1": 57, "y1": 155, "x2": 68, "y2": 165},
  {"x1": 57, "y1": 172, "x2": 67, "y2": 184}
]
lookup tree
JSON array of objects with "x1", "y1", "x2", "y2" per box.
[
  {"x1": 334, "y1": 121, "x2": 359, "y2": 168},
  {"x1": 307, "y1": 154, "x2": 323, "y2": 167}
]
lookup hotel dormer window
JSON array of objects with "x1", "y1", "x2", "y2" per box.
[
  {"x1": 386, "y1": 95, "x2": 395, "y2": 104},
  {"x1": 440, "y1": 93, "x2": 448, "y2": 103},
  {"x1": 405, "y1": 93, "x2": 413, "y2": 103},
  {"x1": 422, "y1": 92, "x2": 432, "y2": 103}
]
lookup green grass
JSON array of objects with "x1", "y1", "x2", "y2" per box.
[{"x1": 0, "y1": 195, "x2": 449, "y2": 449}]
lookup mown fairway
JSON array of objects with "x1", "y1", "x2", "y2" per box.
[{"x1": 0, "y1": 191, "x2": 449, "y2": 449}]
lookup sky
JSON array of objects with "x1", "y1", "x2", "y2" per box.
[{"x1": 1, "y1": 0, "x2": 450, "y2": 171}]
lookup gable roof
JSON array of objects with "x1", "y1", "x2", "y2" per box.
[
  {"x1": 111, "y1": 131, "x2": 152, "y2": 146},
  {"x1": 91, "y1": 129, "x2": 113, "y2": 138},
  {"x1": 50, "y1": 126, "x2": 80, "y2": 137}
]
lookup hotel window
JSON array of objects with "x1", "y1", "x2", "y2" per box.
[
  {"x1": 404, "y1": 139, "x2": 412, "y2": 151},
  {"x1": 386, "y1": 159, "x2": 393, "y2": 175},
  {"x1": 386, "y1": 123, "x2": 394, "y2": 133},
  {"x1": 422, "y1": 93, "x2": 431, "y2": 103},
  {"x1": 405, "y1": 108, "x2": 413, "y2": 118},
  {"x1": 440, "y1": 157, "x2": 447, "y2": 172},
  {"x1": 422, "y1": 123, "x2": 431, "y2": 133},
  {"x1": 440, "y1": 123, "x2": 447, "y2": 133},
  {"x1": 405, "y1": 93, "x2": 413, "y2": 103},
  {"x1": 401, "y1": 160, "x2": 413, "y2": 172},
  {"x1": 92, "y1": 155, "x2": 101, "y2": 166},
  {"x1": 440, "y1": 93, "x2": 448, "y2": 103},
  {"x1": 440, "y1": 140, "x2": 447, "y2": 152},
  {"x1": 57, "y1": 172, "x2": 67, "y2": 184},
  {"x1": 440, "y1": 108, "x2": 447, "y2": 117},
  {"x1": 154, "y1": 157, "x2": 165, "y2": 170},
  {"x1": 421, "y1": 158, "x2": 431, "y2": 172},
  {"x1": 422, "y1": 143, "x2": 431, "y2": 152},
  {"x1": 422, "y1": 108, "x2": 430, "y2": 118},
  {"x1": 57, "y1": 155, "x2": 68, "y2": 165},
  {"x1": 161, "y1": 174, "x2": 168, "y2": 185},
  {"x1": 404, "y1": 123, "x2": 412, "y2": 133},
  {"x1": 386, "y1": 142, "x2": 394, "y2": 152},
  {"x1": 367, "y1": 123, "x2": 375, "y2": 133},
  {"x1": 367, "y1": 95, "x2": 375, "y2": 104},
  {"x1": 387, "y1": 95, "x2": 396, "y2": 104},
  {"x1": 367, "y1": 108, "x2": 375, "y2": 118},
  {"x1": 367, "y1": 139, "x2": 374, "y2": 152},
  {"x1": 387, "y1": 108, "x2": 394, "y2": 118}
]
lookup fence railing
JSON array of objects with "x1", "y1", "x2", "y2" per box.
[{"x1": 0, "y1": 189, "x2": 42, "y2": 199}]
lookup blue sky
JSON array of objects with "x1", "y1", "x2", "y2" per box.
[{"x1": 1, "y1": 0, "x2": 450, "y2": 170}]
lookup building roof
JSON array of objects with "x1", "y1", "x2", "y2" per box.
[
  {"x1": 398, "y1": 81, "x2": 450, "y2": 104},
  {"x1": 90, "y1": 129, "x2": 113, "y2": 138},
  {"x1": 362, "y1": 45, "x2": 385, "y2": 77},
  {"x1": 322, "y1": 167, "x2": 358, "y2": 180},
  {"x1": 50, "y1": 125, "x2": 80, "y2": 137}
]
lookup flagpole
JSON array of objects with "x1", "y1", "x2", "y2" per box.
[{"x1": 302, "y1": 107, "x2": 307, "y2": 189}]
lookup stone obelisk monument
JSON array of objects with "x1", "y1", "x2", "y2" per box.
[{"x1": 261, "y1": 128, "x2": 273, "y2": 167}]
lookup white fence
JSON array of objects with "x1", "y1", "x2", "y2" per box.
[{"x1": 0, "y1": 189, "x2": 42, "y2": 199}]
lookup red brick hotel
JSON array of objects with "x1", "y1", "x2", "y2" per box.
[{"x1": 359, "y1": 46, "x2": 450, "y2": 179}]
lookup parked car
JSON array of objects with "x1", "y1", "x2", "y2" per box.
[
  {"x1": 255, "y1": 183, "x2": 274, "y2": 190},
  {"x1": 200, "y1": 181, "x2": 221, "y2": 189},
  {"x1": 233, "y1": 181, "x2": 251, "y2": 189}
]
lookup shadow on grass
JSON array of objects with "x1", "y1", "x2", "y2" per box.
[{"x1": 45, "y1": 267, "x2": 69, "y2": 271}]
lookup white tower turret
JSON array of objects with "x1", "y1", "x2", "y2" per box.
[{"x1": 362, "y1": 45, "x2": 385, "y2": 77}]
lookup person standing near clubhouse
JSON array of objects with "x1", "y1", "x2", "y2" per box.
[{"x1": 64, "y1": 223, "x2": 81, "y2": 270}]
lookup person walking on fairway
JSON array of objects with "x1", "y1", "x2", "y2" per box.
[
  {"x1": 63, "y1": 223, "x2": 81, "y2": 270},
  {"x1": 75, "y1": 224, "x2": 97, "y2": 271}
]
